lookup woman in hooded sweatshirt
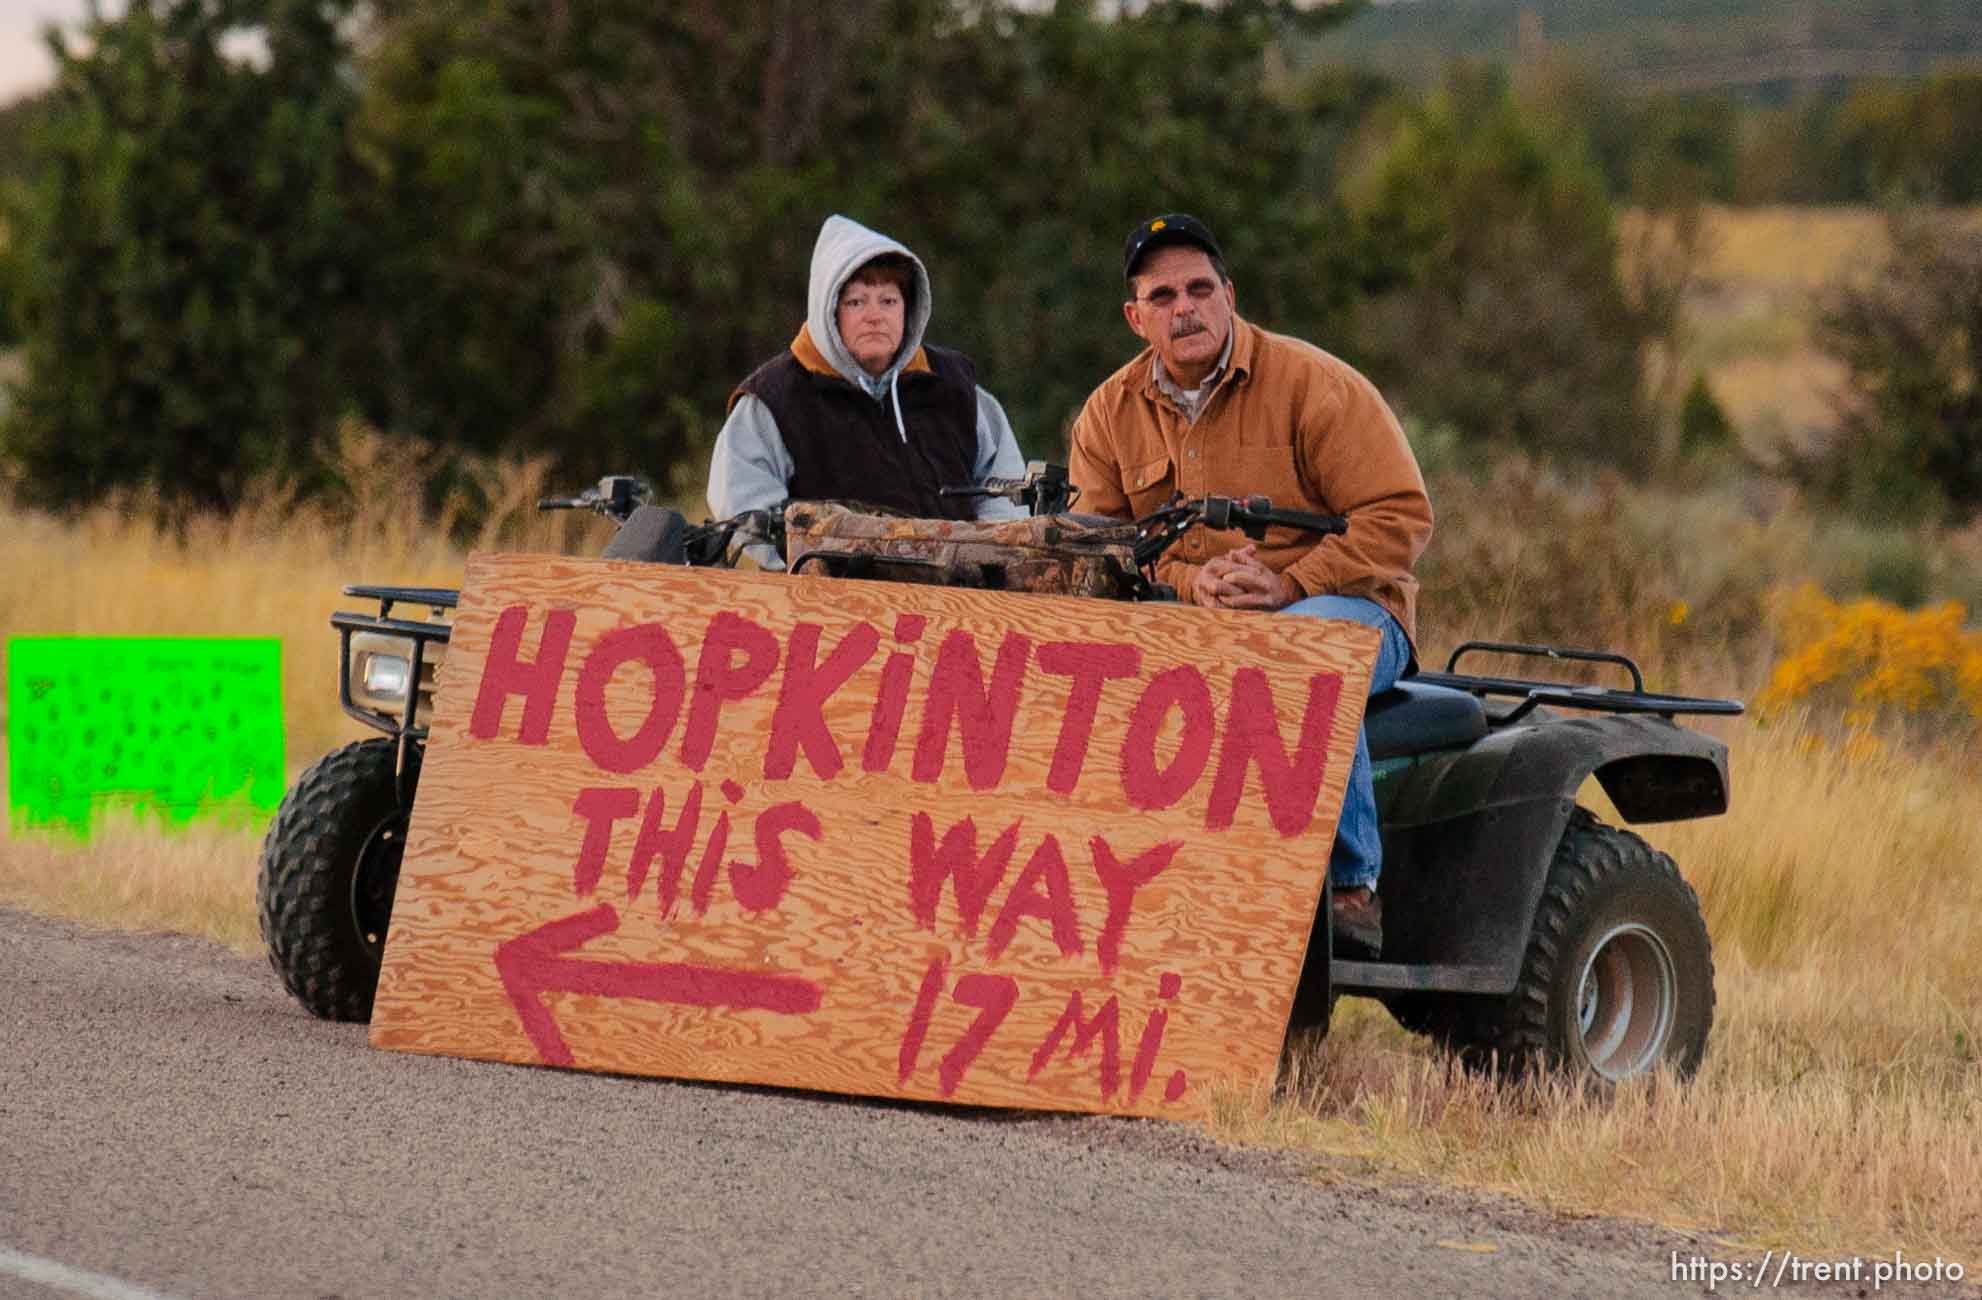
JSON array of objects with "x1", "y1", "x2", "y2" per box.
[{"x1": 706, "y1": 214, "x2": 1027, "y2": 561}]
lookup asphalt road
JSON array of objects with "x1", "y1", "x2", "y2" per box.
[{"x1": 0, "y1": 905, "x2": 1947, "y2": 1300}]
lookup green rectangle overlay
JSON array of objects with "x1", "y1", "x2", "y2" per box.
[{"x1": 6, "y1": 637, "x2": 285, "y2": 835}]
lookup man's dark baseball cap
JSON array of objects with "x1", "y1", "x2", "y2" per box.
[{"x1": 1122, "y1": 213, "x2": 1224, "y2": 282}]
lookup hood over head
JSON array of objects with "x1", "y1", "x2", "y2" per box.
[{"x1": 806, "y1": 214, "x2": 935, "y2": 391}]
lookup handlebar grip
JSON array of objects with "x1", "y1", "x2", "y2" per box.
[
  {"x1": 1203, "y1": 495, "x2": 1272, "y2": 530},
  {"x1": 1204, "y1": 495, "x2": 1346, "y2": 535},
  {"x1": 1261, "y1": 506, "x2": 1349, "y2": 535},
  {"x1": 940, "y1": 478, "x2": 1025, "y2": 498}
]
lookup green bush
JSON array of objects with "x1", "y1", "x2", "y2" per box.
[
  {"x1": 1677, "y1": 373, "x2": 1735, "y2": 458},
  {"x1": 1416, "y1": 456, "x2": 1982, "y2": 693},
  {"x1": 1805, "y1": 211, "x2": 1982, "y2": 524},
  {"x1": 1346, "y1": 65, "x2": 1657, "y2": 474},
  {"x1": 2, "y1": 0, "x2": 1383, "y2": 504},
  {"x1": 1, "y1": 0, "x2": 367, "y2": 508}
]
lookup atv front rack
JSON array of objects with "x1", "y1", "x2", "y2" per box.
[{"x1": 1416, "y1": 640, "x2": 1743, "y2": 725}]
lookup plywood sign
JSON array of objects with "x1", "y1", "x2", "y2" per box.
[{"x1": 370, "y1": 553, "x2": 1379, "y2": 1117}]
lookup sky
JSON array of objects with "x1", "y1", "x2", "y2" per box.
[{"x1": 0, "y1": 0, "x2": 104, "y2": 105}]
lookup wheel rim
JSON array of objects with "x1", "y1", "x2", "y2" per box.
[
  {"x1": 350, "y1": 812, "x2": 409, "y2": 963},
  {"x1": 1575, "y1": 922, "x2": 1678, "y2": 1080}
]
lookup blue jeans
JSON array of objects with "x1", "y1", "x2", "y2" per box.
[{"x1": 1278, "y1": 595, "x2": 1411, "y2": 891}]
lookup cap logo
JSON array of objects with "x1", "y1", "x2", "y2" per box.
[{"x1": 1149, "y1": 219, "x2": 1167, "y2": 231}]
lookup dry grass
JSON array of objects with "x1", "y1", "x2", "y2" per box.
[
  {"x1": 1691, "y1": 206, "x2": 1896, "y2": 293},
  {"x1": 1622, "y1": 205, "x2": 1982, "y2": 456},
  {"x1": 0, "y1": 421, "x2": 628, "y2": 764},
  {"x1": 1680, "y1": 206, "x2": 1873, "y2": 447},
  {"x1": 1704, "y1": 349, "x2": 1847, "y2": 440},
  {"x1": 3, "y1": 419, "x2": 1980, "y2": 1265},
  {"x1": 0, "y1": 787, "x2": 267, "y2": 955},
  {"x1": 9, "y1": 709, "x2": 1971, "y2": 1260},
  {"x1": 1208, "y1": 712, "x2": 1982, "y2": 1262}
]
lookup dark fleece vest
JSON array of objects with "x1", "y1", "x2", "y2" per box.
[{"x1": 737, "y1": 345, "x2": 981, "y2": 521}]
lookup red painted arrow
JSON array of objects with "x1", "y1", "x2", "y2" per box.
[{"x1": 494, "y1": 903, "x2": 823, "y2": 1066}]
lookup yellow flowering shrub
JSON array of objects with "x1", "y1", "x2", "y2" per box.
[{"x1": 1758, "y1": 584, "x2": 1982, "y2": 731}]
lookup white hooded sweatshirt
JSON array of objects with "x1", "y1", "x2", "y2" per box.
[{"x1": 706, "y1": 215, "x2": 1026, "y2": 561}]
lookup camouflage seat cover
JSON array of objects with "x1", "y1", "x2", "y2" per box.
[{"x1": 782, "y1": 501, "x2": 1143, "y2": 599}]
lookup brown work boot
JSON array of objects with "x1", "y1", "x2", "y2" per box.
[{"x1": 1331, "y1": 885, "x2": 1383, "y2": 957}]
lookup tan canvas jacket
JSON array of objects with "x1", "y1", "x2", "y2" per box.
[{"x1": 1068, "y1": 317, "x2": 1432, "y2": 645}]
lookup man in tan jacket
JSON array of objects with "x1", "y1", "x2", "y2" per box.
[{"x1": 1069, "y1": 213, "x2": 1433, "y2": 955}]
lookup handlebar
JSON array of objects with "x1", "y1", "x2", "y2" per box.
[
  {"x1": 536, "y1": 474, "x2": 653, "y2": 524},
  {"x1": 536, "y1": 466, "x2": 1345, "y2": 595},
  {"x1": 1133, "y1": 494, "x2": 1347, "y2": 568},
  {"x1": 939, "y1": 460, "x2": 1078, "y2": 517},
  {"x1": 1201, "y1": 495, "x2": 1350, "y2": 537},
  {"x1": 682, "y1": 508, "x2": 784, "y2": 567}
]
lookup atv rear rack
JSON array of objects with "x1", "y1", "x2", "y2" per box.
[{"x1": 1416, "y1": 640, "x2": 1743, "y2": 725}]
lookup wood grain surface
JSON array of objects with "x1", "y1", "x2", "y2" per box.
[{"x1": 370, "y1": 552, "x2": 1379, "y2": 1117}]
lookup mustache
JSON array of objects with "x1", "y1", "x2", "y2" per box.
[{"x1": 1170, "y1": 320, "x2": 1209, "y2": 338}]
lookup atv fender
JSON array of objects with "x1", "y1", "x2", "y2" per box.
[{"x1": 1374, "y1": 712, "x2": 1728, "y2": 987}]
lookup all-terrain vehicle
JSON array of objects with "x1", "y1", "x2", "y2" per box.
[{"x1": 257, "y1": 466, "x2": 1741, "y2": 1083}]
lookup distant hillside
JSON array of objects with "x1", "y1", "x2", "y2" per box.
[{"x1": 1302, "y1": 0, "x2": 1982, "y2": 96}]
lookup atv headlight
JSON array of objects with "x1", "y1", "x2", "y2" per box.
[
  {"x1": 361, "y1": 652, "x2": 411, "y2": 701},
  {"x1": 349, "y1": 628, "x2": 445, "y2": 724}
]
